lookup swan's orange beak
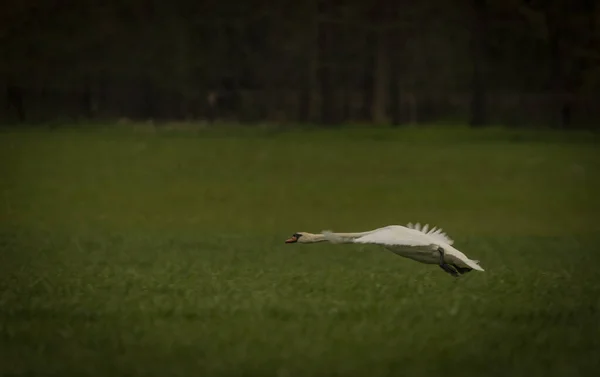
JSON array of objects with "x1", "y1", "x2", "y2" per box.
[{"x1": 285, "y1": 235, "x2": 298, "y2": 243}]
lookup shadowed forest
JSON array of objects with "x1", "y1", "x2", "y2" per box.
[{"x1": 2, "y1": 0, "x2": 599, "y2": 128}]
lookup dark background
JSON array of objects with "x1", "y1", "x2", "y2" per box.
[
  {"x1": 2, "y1": 2, "x2": 600, "y2": 375},
  {"x1": 1, "y1": 0, "x2": 599, "y2": 128}
]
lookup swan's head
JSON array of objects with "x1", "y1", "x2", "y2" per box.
[
  {"x1": 285, "y1": 232, "x2": 321, "y2": 244},
  {"x1": 285, "y1": 232, "x2": 305, "y2": 243}
]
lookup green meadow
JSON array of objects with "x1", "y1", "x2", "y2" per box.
[{"x1": 1, "y1": 125, "x2": 599, "y2": 377}]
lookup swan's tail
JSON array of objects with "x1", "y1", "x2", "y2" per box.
[{"x1": 463, "y1": 258, "x2": 485, "y2": 272}]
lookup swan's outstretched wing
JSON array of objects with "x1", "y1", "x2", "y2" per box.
[{"x1": 352, "y1": 226, "x2": 436, "y2": 248}]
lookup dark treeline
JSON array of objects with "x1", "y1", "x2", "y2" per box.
[{"x1": 1, "y1": 0, "x2": 599, "y2": 128}]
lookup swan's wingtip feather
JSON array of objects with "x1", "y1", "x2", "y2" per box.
[{"x1": 406, "y1": 221, "x2": 454, "y2": 245}]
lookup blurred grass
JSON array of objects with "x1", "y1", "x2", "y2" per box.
[{"x1": 1, "y1": 125, "x2": 599, "y2": 377}]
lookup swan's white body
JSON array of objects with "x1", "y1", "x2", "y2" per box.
[{"x1": 285, "y1": 223, "x2": 484, "y2": 274}]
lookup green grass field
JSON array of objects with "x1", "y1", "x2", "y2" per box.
[{"x1": 1, "y1": 125, "x2": 599, "y2": 377}]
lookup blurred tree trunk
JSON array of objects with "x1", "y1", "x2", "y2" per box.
[
  {"x1": 366, "y1": 0, "x2": 391, "y2": 125},
  {"x1": 142, "y1": 80, "x2": 157, "y2": 120},
  {"x1": 318, "y1": 0, "x2": 337, "y2": 126},
  {"x1": 81, "y1": 76, "x2": 94, "y2": 119},
  {"x1": 389, "y1": 26, "x2": 403, "y2": 126},
  {"x1": 371, "y1": 28, "x2": 389, "y2": 125},
  {"x1": 6, "y1": 82, "x2": 26, "y2": 123},
  {"x1": 469, "y1": 0, "x2": 488, "y2": 127},
  {"x1": 388, "y1": 27, "x2": 400, "y2": 127},
  {"x1": 299, "y1": 1, "x2": 319, "y2": 123},
  {"x1": 361, "y1": 31, "x2": 375, "y2": 122},
  {"x1": 98, "y1": 74, "x2": 107, "y2": 119},
  {"x1": 548, "y1": 27, "x2": 569, "y2": 129}
]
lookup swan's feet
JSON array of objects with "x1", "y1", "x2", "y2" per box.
[
  {"x1": 438, "y1": 247, "x2": 460, "y2": 277},
  {"x1": 452, "y1": 265, "x2": 473, "y2": 275}
]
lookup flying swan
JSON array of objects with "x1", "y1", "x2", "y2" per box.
[{"x1": 284, "y1": 223, "x2": 484, "y2": 277}]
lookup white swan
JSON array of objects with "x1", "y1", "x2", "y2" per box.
[{"x1": 284, "y1": 223, "x2": 484, "y2": 277}]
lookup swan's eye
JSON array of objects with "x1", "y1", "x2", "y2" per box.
[{"x1": 293, "y1": 233, "x2": 302, "y2": 238}]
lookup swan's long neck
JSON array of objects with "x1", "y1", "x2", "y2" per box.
[
  {"x1": 321, "y1": 230, "x2": 372, "y2": 244},
  {"x1": 299, "y1": 230, "x2": 372, "y2": 244},
  {"x1": 301, "y1": 233, "x2": 328, "y2": 243}
]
